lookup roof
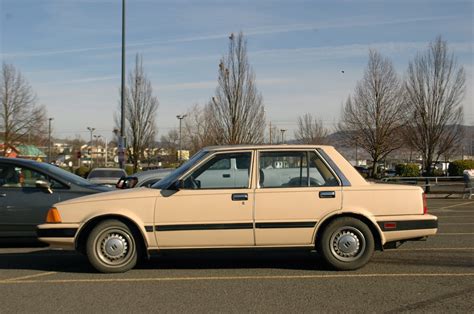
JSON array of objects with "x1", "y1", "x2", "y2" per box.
[
  {"x1": 203, "y1": 144, "x2": 333, "y2": 152},
  {"x1": 16, "y1": 145, "x2": 46, "y2": 157}
]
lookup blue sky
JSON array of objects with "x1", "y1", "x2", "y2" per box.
[{"x1": 1, "y1": 0, "x2": 473, "y2": 141}]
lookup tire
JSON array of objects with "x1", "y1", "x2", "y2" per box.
[
  {"x1": 86, "y1": 219, "x2": 138, "y2": 273},
  {"x1": 317, "y1": 217, "x2": 374, "y2": 271}
]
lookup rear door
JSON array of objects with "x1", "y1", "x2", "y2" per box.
[{"x1": 254, "y1": 150, "x2": 343, "y2": 246}]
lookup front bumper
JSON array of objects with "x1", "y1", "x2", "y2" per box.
[{"x1": 37, "y1": 223, "x2": 79, "y2": 250}]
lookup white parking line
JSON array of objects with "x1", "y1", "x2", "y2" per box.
[
  {"x1": 435, "y1": 202, "x2": 474, "y2": 210},
  {"x1": 4, "y1": 271, "x2": 57, "y2": 282},
  {"x1": 436, "y1": 233, "x2": 474, "y2": 235},
  {"x1": 0, "y1": 273, "x2": 472, "y2": 284},
  {"x1": 394, "y1": 248, "x2": 474, "y2": 251}
]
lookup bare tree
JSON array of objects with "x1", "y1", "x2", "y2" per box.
[
  {"x1": 0, "y1": 63, "x2": 46, "y2": 153},
  {"x1": 339, "y1": 50, "x2": 406, "y2": 177},
  {"x1": 183, "y1": 104, "x2": 217, "y2": 154},
  {"x1": 117, "y1": 54, "x2": 159, "y2": 172},
  {"x1": 160, "y1": 129, "x2": 179, "y2": 163},
  {"x1": 295, "y1": 113, "x2": 328, "y2": 144},
  {"x1": 210, "y1": 32, "x2": 265, "y2": 144},
  {"x1": 404, "y1": 36, "x2": 465, "y2": 175}
]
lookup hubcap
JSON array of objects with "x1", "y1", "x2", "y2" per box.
[
  {"x1": 103, "y1": 234, "x2": 127, "y2": 259},
  {"x1": 95, "y1": 227, "x2": 135, "y2": 266},
  {"x1": 330, "y1": 226, "x2": 366, "y2": 262}
]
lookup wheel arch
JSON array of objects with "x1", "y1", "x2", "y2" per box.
[
  {"x1": 314, "y1": 212, "x2": 384, "y2": 251},
  {"x1": 75, "y1": 214, "x2": 148, "y2": 258}
]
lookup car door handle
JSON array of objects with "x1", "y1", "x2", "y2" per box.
[
  {"x1": 319, "y1": 191, "x2": 335, "y2": 198},
  {"x1": 232, "y1": 193, "x2": 248, "y2": 201},
  {"x1": 223, "y1": 174, "x2": 231, "y2": 178}
]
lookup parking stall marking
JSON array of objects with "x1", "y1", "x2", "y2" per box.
[
  {"x1": 394, "y1": 247, "x2": 474, "y2": 251},
  {"x1": 0, "y1": 273, "x2": 473, "y2": 285},
  {"x1": 4, "y1": 271, "x2": 57, "y2": 282},
  {"x1": 438, "y1": 222, "x2": 474, "y2": 225},
  {"x1": 432, "y1": 201, "x2": 474, "y2": 210}
]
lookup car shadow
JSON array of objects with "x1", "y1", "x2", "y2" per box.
[{"x1": 0, "y1": 249, "x2": 328, "y2": 274}]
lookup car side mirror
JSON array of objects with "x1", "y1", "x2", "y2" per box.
[
  {"x1": 116, "y1": 176, "x2": 138, "y2": 189},
  {"x1": 36, "y1": 180, "x2": 53, "y2": 194},
  {"x1": 175, "y1": 179, "x2": 185, "y2": 190}
]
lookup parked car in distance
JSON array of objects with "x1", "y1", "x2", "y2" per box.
[
  {"x1": 0, "y1": 158, "x2": 111, "y2": 243},
  {"x1": 87, "y1": 168, "x2": 127, "y2": 187},
  {"x1": 38, "y1": 145, "x2": 438, "y2": 273},
  {"x1": 116, "y1": 168, "x2": 174, "y2": 189}
]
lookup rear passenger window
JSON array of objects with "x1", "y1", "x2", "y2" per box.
[{"x1": 259, "y1": 151, "x2": 339, "y2": 188}]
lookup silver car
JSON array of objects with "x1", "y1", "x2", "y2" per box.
[
  {"x1": 87, "y1": 168, "x2": 127, "y2": 187},
  {"x1": 116, "y1": 168, "x2": 174, "y2": 189}
]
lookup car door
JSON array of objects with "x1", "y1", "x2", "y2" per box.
[
  {"x1": 254, "y1": 150, "x2": 343, "y2": 246},
  {"x1": 0, "y1": 163, "x2": 61, "y2": 238},
  {"x1": 154, "y1": 151, "x2": 255, "y2": 248}
]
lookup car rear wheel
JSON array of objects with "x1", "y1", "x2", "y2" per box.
[
  {"x1": 317, "y1": 217, "x2": 374, "y2": 270},
  {"x1": 86, "y1": 219, "x2": 138, "y2": 273}
]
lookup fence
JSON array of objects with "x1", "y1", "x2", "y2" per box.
[{"x1": 380, "y1": 176, "x2": 466, "y2": 196}]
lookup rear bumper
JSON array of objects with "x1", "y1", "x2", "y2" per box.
[{"x1": 375, "y1": 214, "x2": 438, "y2": 243}]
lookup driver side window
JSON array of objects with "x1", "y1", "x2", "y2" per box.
[
  {"x1": 0, "y1": 164, "x2": 66, "y2": 189},
  {"x1": 183, "y1": 152, "x2": 251, "y2": 189}
]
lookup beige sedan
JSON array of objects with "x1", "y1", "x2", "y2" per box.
[{"x1": 38, "y1": 145, "x2": 437, "y2": 273}]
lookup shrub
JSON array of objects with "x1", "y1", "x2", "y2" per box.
[
  {"x1": 448, "y1": 160, "x2": 474, "y2": 176},
  {"x1": 75, "y1": 166, "x2": 90, "y2": 178},
  {"x1": 125, "y1": 165, "x2": 134, "y2": 175},
  {"x1": 395, "y1": 163, "x2": 420, "y2": 177}
]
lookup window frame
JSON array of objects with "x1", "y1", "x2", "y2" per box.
[
  {"x1": 256, "y1": 149, "x2": 341, "y2": 189},
  {"x1": 180, "y1": 150, "x2": 254, "y2": 190}
]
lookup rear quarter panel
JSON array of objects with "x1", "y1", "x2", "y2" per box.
[{"x1": 342, "y1": 184, "x2": 424, "y2": 216}]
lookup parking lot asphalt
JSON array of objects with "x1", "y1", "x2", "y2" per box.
[{"x1": 1, "y1": 199, "x2": 473, "y2": 313}]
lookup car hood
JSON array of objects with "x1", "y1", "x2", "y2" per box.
[{"x1": 56, "y1": 187, "x2": 160, "y2": 205}]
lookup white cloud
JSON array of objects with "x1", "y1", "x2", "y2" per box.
[{"x1": 2, "y1": 15, "x2": 464, "y2": 59}]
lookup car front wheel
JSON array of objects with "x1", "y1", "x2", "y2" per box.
[
  {"x1": 86, "y1": 219, "x2": 138, "y2": 273},
  {"x1": 317, "y1": 217, "x2": 374, "y2": 270}
]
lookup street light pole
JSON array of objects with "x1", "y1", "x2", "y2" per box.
[
  {"x1": 280, "y1": 129, "x2": 287, "y2": 144},
  {"x1": 48, "y1": 118, "x2": 54, "y2": 163},
  {"x1": 119, "y1": 0, "x2": 126, "y2": 169},
  {"x1": 176, "y1": 115, "x2": 187, "y2": 163},
  {"x1": 93, "y1": 135, "x2": 103, "y2": 166},
  {"x1": 87, "y1": 127, "x2": 95, "y2": 168}
]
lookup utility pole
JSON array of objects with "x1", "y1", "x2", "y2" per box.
[
  {"x1": 280, "y1": 129, "x2": 287, "y2": 144},
  {"x1": 87, "y1": 127, "x2": 95, "y2": 168},
  {"x1": 119, "y1": 0, "x2": 126, "y2": 169},
  {"x1": 176, "y1": 114, "x2": 186, "y2": 163},
  {"x1": 48, "y1": 118, "x2": 54, "y2": 163},
  {"x1": 269, "y1": 121, "x2": 272, "y2": 144}
]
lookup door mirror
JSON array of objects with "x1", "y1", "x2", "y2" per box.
[
  {"x1": 116, "y1": 176, "x2": 138, "y2": 189},
  {"x1": 173, "y1": 179, "x2": 185, "y2": 190},
  {"x1": 36, "y1": 180, "x2": 53, "y2": 194}
]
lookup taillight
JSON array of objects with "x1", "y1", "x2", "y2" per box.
[
  {"x1": 46, "y1": 207, "x2": 62, "y2": 223},
  {"x1": 422, "y1": 193, "x2": 428, "y2": 214}
]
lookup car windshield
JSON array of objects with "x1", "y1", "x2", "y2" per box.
[
  {"x1": 35, "y1": 163, "x2": 94, "y2": 187},
  {"x1": 152, "y1": 150, "x2": 208, "y2": 189},
  {"x1": 88, "y1": 170, "x2": 126, "y2": 179}
]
